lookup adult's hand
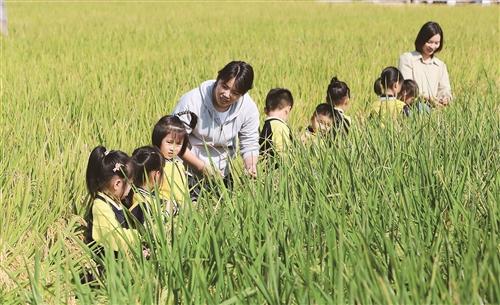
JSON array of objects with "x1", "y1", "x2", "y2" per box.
[
  {"x1": 243, "y1": 155, "x2": 258, "y2": 178},
  {"x1": 438, "y1": 97, "x2": 450, "y2": 106},
  {"x1": 201, "y1": 161, "x2": 223, "y2": 178}
]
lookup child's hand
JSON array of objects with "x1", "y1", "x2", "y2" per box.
[
  {"x1": 164, "y1": 200, "x2": 179, "y2": 216},
  {"x1": 142, "y1": 248, "x2": 151, "y2": 259}
]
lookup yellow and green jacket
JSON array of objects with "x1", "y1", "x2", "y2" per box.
[
  {"x1": 129, "y1": 187, "x2": 154, "y2": 227},
  {"x1": 259, "y1": 117, "x2": 292, "y2": 159},
  {"x1": 159, "y1": 158, "x2": 189, "y2": 208},
  {"x1": 369, "y1": 96, "x2": 410, "y2": 120},
  {"x1": 86, "y1": 192, "x2": 139, "y2": 253}
]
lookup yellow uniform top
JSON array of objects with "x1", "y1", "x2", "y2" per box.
[
  {"x1": 259, "y1": 117, "x2": 292, "y2": 158},
  {"x1": 159, "y1": 158, "x2": 189, "y2": 207},
  {"x1": 129, "y1": 188, "x2": 155, "y2": 226},
  {"x1": 369, "y1": 97, "x2": 409, "y2": 120},
  {"x1": 90, "y1": 192, "x2": 139, "y2": 252}
]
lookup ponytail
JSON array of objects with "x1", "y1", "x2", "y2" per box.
[
  {"x1": 373, "y1": 78, "x2": 383, "y2": 96},
  {"x1": 326, "y1": 76, "x2": 350, "y2": 106},
  {"x1": 131, "y1": 146, "x2": 165, "y2": 187},
  {"x1": 85, "y1": 146, "x2": 134, "y2": 198},
  {"x1": 379, "y1": 67, "x2": 404, "y2": 94}
]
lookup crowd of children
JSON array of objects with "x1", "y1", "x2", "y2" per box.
[{"x1": 84, "y1": 65, "x2": 441, "y2": 273}]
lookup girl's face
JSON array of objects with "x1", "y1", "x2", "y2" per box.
[
  {"x1": 312, "y1": 114, "x2": 333, "y2": 133},
  {"x1": 160, "y1": 132, "x2": 184, "y2": 160},
  {"x1": 422, "y1": 34, "x2": 441, "y2": 58}
]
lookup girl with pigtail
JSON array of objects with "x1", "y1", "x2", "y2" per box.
[
  {"x1": 84, "y1": 146, "x2": 140, "y2": 257},
  {"x1": 369, "y1": 66, "x2": 410, "y2": 120},
  {"x1": 128, "y1": 146, "x2": 167, "y2": 227},
  {"x1": 326, "y1": 76, "x2": 352, "y2": 136}
]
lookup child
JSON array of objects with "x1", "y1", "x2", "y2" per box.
[
  {"x1": 129, "y1": 146, "x2": 165, "y2": 227},
  {"x1": 301, "y1": 103, "x2": 334, "y2": 143},
  {"x1": 85, "y1": 146, "x2": 140, "y2": 256},
  {"x1": 398, "y1": 79, "x2": 431, "y2": 114},
  {"x1": 259, "y1": 88, "x2": 294, "y2": 160},
  {"x1": 326, "y1": 76, "x2": 352, "y2": 136},
  {"x1": 370, "y1": 66, "x2": 410, "y2": 119},
  {"x1": 152, "y1": 115, "x2": 190, "y2": 208}
]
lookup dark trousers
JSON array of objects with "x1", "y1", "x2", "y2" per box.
[{"x1": 188, "y1": 172, "x2": 233, "y2": 202}]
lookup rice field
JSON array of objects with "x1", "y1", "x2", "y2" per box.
[{"x1": 0, "y1": 2, "x2": 499, "y2": 304}]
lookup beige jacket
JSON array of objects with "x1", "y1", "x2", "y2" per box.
[{"x1": 398, "y1": 51, "x2": 452, "y2": 101}]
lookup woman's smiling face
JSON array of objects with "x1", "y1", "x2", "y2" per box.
[
  {"x1": 422, "y1": 34, "x2": 441, "y2": 58},
  {"x1": 212, "y1": 77, "x2": 242, "y2": 112}
]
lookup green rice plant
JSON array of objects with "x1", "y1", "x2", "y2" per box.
[{"x1": 1, "y1": 2, "x2": 498, "y2": 304}]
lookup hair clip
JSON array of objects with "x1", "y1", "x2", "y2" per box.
[
  {"x1": 104, "y1": 150, "x2": 110, "y2": 156},
  {"x1": 113, "y1": 162, "x2": 123, "y2": 173}
]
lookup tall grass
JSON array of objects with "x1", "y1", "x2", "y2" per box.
[{"x1": 1, "y1": 3, "x2": 498, "y2": 304}]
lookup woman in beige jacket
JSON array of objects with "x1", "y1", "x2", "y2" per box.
[{"x1": 399, "y1": 21, "x2": 452, "y2": 107}]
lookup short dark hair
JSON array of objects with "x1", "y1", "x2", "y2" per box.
[
  {"x1": 314, "y1": 103, "x2": 334, "y2": 119},
  {"x1": 399, "y1": 79, "x2": 419, "y2": 100},
  {"x1": 86, "y1": 146, "x2": 135, "y2": 199},
  {"x1": 131, "y1": 146, "x2": 165, "y2": 187},
  {"x1": 152, "y1": 115, "x2": 189, "y2": 157},
  {"x1": 375, "y1": 66, "x2": 404, "y2": 95},
  {"x1": 326, "y1": 76, "x2": 350, "y2": 106},
  {"x1": 216, "y1": 61, "x2": 254, "y2": 95},
  {"x1": 415, "y1": 21, "x2": 444, "y2": 54},
  {"x1": 264, "y1": 88, "x2": 294, "y2": 113}
]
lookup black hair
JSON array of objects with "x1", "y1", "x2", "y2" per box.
[
  {"x1": 375, "y1": 67, "x2": 404, "y2": 95},
  {"x1": 85, "y1": 146, "x2": 134, "y2": 199},
  {"x1": 398, "y1": 79, "x2": 419, "y2": 101},
  {"x1": 264, "y1": 88, "x2": 294, "y2": 113},
  {"x1": 415, "y1": 21, "x2": 444, "y2": 55},
  {"x1": 314, "y1": 103, "x2": 334, "y2": 119},
  {"x1": 216, "y1": 61, "x2": 254, "y2": 95},
  {"x1": 373, "y1": 78, "x2": 383, "y2": 96},
  {"x1": 131, "y1": 146, "x2": 165, "y2": 187},
  {"x1": 326, "y1": 76, "x2": 350, "y2": 106},
  {"x1": 152, "y1": 115, "x2": 189, "y2": 157}
]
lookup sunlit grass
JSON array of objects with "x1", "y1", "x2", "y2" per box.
[{"x1": 0, "y1": 3, "x2": 498, "y2": 304}]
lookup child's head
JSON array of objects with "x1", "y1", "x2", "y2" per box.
[
  {"x1": 264, "y1": 88, "x2": 294, "y2": 119},
  {"x1": 152, "y1": 115, "x2": 189, "y2": 160},
  {"x1": 131, "y1": 146, "x2": 165, "y2": 189},
  {"x1": 86, "y1": 146, "x2": 135, "y2": 200},
  {"x1": 398, "y1": 79, "x2": 419, "y2": 105},
  {"x1": 311, "y1": 103, "x2": 334, "y2": 133},
  {"x1": 326, "y1": 76, "x2": 350, "y2": 109},
  {"x1": 375, "y1": 67, "x2": 404, "y2": 96}
]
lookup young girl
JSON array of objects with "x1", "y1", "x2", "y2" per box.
[
  {"x1": 326, "y1": 76, "x2": 352, "y2": 136},
  {"x1": 85, "y1": 146, "x2": 139, "y2": 256},
  {"x1": 152, "y1": 115, "x2": 191, "y2": 208},
  {"x1": 398, "y1": 79, "x2": 431, "y2": 114},
  {"x1": 129, "y1": 146, "x2": 165, "y2": 227},
  {"x1": 301, "y1": 103, "x2": 334, "y2": 143},
  {"x1": 370, "y1": 67, "x2": 410, "y2": 119}
]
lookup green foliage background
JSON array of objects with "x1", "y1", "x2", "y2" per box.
[{"x1": 1, "y1": 3, "x2": 498, "y2": 304}]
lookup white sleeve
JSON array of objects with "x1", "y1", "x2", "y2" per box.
[
  {"x1": 398, "y1": 53, "x2": 413, "y2": 80},
  {"x1": 238, "y1": 96, "x2": 260, "y2": 160},
  {"x1": 437, "y1": 63, "x2": 452, "y2": 100}
]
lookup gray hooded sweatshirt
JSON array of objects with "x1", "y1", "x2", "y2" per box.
[{"x1": 173, "y1": 80, "x2": 260, "y2": 177}]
